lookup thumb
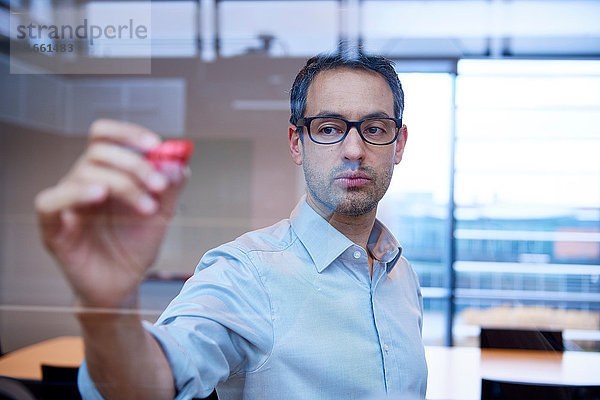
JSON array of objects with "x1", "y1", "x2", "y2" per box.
[{"x1": 155, "y1": 162, "x2": 190, "y2": 217}]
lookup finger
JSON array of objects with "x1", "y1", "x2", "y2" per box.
[
  {"x1": 155, "y1": 160, "x2": 188, "y2": 184},
  {"x1": 86, "y1": 142, "x2": 168, "y2": 193},
  {"x1": 74, "y1": 165, "x2": 159, "y2": 215},
  {"x1": 88, "y1": 119, "x2": 161, "y2": 153},
  {"x1": 36, "y1": 182, "x2": 108, "y2": 220},
  {"x1": 155, "y1": 164, "x2": 191, "y2": 217},
  {"x1": 35, "y1": 182, "x2": 108, "y2": 244}
]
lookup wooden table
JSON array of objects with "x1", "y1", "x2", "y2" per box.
[
  {"x1": 425, "y1": 346, "x2": 600, "y2": 400},
  {"x1": 2, "y1": 337, "x2": 600, "y2": 399},
  {"x1": 0, "y1": 336, "x2": 83, "y2": 381}
]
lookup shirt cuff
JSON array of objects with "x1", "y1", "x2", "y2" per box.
[
  {"x1": 77, "y1": 360, "x2": 106, "y2": 400},
  {"x1": 143, "y1": 320, "x2": 213, "y2": 399},
  {"x1": 76, "y1": 321, "x2": 211, "y2": 400}
]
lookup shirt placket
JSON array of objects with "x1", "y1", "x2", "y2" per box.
[{"x1": 370, "y1": 262, "x2": 396, "y2": 393}]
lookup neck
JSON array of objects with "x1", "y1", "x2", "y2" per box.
[{"x1": 306, "y1": 194, "x2": 377, "y2": 251}]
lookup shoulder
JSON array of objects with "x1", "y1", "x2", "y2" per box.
[
  {"x1": 403, "y1": 256, "x2": 421, "y2": 284},
  {"x1": 391, "y1": 256, "x2": 423, "y2": 293},
  {"x1": 208, "y1": 218, "x2": 296, "y2": 260},
  {"x1": 162, "y1": 222, "x2": 296, "y2": 321},
  {"x1": 195, "y1": 218, "x2": 296, "y2": 274}
]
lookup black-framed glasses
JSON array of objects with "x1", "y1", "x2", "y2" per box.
[{"x1": 296, "y1": 116, "x2": 402, "y2": 145}]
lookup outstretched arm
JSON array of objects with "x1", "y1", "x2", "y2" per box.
[{"x1": 35, "y1": 119, "x2": 190, "y2": 399}]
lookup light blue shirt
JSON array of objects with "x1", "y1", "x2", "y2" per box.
[{"x1": 79, "y1": 197, "x2": 428, "y2": 399}]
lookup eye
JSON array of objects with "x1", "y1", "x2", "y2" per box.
[
  {"x1": 365, "y1": 126, "x2": 384, "y2": 135},
  {"x1": 313, "y1": 118, "x2": 346, "y2": 136},
  {"x1": 320, "y1": 126, "x2": 343, "y2": 135},
  {"x1": 361, "y1": 119, "x2": 397, "y2": 138},
  {"x1": 362, "y1": 123, "x2": 387, "y2": 136}
]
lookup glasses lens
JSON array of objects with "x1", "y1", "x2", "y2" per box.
[
  {"x1": 360, "y1": 118, "x2": 397, "y2": 144},
  {"x1": 309, "y1": 117, "x2": 347, "y2": 143}
]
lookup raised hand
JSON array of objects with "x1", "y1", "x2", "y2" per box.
[{"x1": 35, "y1": 119, "x2": 191, "y2": 309}]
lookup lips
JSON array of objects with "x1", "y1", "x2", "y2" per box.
[{"x1": 334, "y1": 171, "x2": 372, "y2": 188}]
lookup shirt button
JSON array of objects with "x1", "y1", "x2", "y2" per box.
[
  {"x1": 384, "y1": 344, "x2": 389, "y2": 352},
  {"x1": 353, "y1": 250, "x2": 361, "y2": 259}
]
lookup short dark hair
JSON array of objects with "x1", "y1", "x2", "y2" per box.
[{"x1": 289, "y1": 50, "x2": 404, "y2": 127}]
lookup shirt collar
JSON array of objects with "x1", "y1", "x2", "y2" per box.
[
  {"x1": 290, "y1": 196, "x2": 353, "y2": 273},
  {"x1": 290, "y1": 196, "x2": 402, "y2": 273},
  {"x1": 367, "y1": 219, "x2": 403, "y2": 273}
]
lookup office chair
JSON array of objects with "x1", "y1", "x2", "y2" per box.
[
  {"x1": 480, "y1": 328, "x2": 564, "y2": 351},
  {"x1": 40, "y1": 365, "x2": 218, "y2": 400},
  {"x1": 41, "y1": 364, "x2": 82, "y2": 400},
  {"x1": 194, "y1": 389, "x2": 219, "y2": 399},
  {"x1": 0, "y1": 377, "x2": 37, "y2": 400},
  {"x1": 481, "y1": 378, "x2": 600, "y2": 400}
]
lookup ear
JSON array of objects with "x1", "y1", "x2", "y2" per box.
[
  {"x1": 394, "y1": 124, "x2": 408, "y2": 165},
  {"x1": 289, "y1": 124, "x2": 303, "y2": 166}
]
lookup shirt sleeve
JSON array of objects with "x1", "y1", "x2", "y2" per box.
[
  {"x1": 77, "y1": 360, "x2": 105, "y2": 400},
  {"x1": 78, "y1": 243, "x2": 274, "y2": 400},
  {"x1": 406, "y1": 258, "x2": 424, "y2": 335}
]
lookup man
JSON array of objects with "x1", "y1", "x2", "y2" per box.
[{"x1": 35, "y1": 51, "x2": 427, "y2": 400}]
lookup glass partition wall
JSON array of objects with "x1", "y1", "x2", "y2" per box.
[
  {"x1": 377, "y1": 72, "x2": 454, "y2": 346},
  {"x1": 452, "y1": 59, "x2": 600, "y2": 348},
  {"x1": 379, "y1": 59, "x2": 600, "y2": 347},
  {"x1": 3, "y1": 0, "x2": 599, "y2": 351}
]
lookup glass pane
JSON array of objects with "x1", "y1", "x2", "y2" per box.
[
  {"x1": 454, "y1": 298, "x2": 600, "y2": 350},
  {"x1": 422, "y1": 297, "x2": 449, "y2": 346},
  {"x1": 84, "y1": 1, "x2": 151, "y2": 58},
  {"x1": 148, "y1": 1, "x2": 198, "y2": 58},
  {"x1": 454, "y1": 59, "x2": 600, "y2": 348},
  {"x1": 377, "y1": 72, "x2": 453, "y2": 345},
  {"x1": 218, "y1": 1, "x2": 338, "y2": 57},
  {"x1": 86, "y1": 1, "x2": 197, "y2": 58}
]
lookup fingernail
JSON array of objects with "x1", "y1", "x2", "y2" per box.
[
  {"x1": 86, "y1": 184, "x2": 106, "y2": 200},
  {"x1": 138, "y1": 195, "x2": 158, "y2": 214},
  {"x1": 160, "y1": 161, "x2": 183, "y2": 183},
  {"x1": 148, "y1": 172, "x2": 167, "y2": 191},
  {"x1": 173, "y1": 165, "x2": 186, "y2": 183},
  {"x1": 141, "y1": 134, "x2": 160, "y2": 151}
]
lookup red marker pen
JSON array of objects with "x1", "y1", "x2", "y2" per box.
[
  {"x1": 145, "y1": 139, "x2": 195, "y2": 182},
  {"x1": 145, "y1": 139, "x2": 195, "y2": 168}
]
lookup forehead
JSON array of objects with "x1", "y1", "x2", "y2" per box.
[{"x1": 305, "y1": 67, "x2": 395, "y2": 118}]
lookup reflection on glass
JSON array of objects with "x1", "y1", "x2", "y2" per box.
[
  {"x1": 422, "y1": 298, "x2": 449, "y2": 346},
  {"x1": 377, "y1": 73, "x2": 453, "y2": 345},
  {"x1": 218, "y1": 1, "x2": 338, "y2": 57},
  {"x1": 85, "y1": 1, "x2": 197, "y2": 58}
]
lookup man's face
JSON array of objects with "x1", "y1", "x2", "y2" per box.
[{"x1": 289, "y1": 67, "x2": 407, "y2": 216}]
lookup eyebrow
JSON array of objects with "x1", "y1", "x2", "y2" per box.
[{"x1": 312, "y1": 111, "x2": 392, "y2": 119}]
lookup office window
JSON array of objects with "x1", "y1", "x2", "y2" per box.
[
  {"x1": 86, "y1": 1, "x2": 197, "y2": 58},
  {"x1": 218, "y1": 1, "x2": 338, "y2": 57},
  {"x1": 377, "y1": 72, "x2": 453, "y2": 346},
  {"x1": 453, "y1": 59, "x2": 600, "y2": 348},
  {"x1": 378, "y1": 60, "x2": 600, "y2": 347}
]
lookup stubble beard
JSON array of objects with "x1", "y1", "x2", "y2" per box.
[{"x1": 303, "y1": 162, "x2": 394, "y2": 217}]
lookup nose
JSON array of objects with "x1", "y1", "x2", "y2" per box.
[{"x1": 339, "y1": 126, "x2": 366, "y2": 162}]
